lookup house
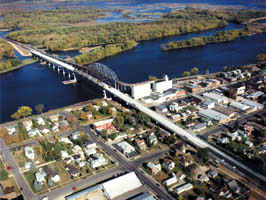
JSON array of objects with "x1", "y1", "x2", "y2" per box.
[
  {"x1": 25, "y1": 146, "x2": 35, "y2": 160},
  {"x1": 64, "y1": 157, "x2": 73, "y2": 165},
  {"x1": 49, "y1": 114, "x2": 59, "y2": 122},
  {"x1": 24, "y1": 162, "x2": 33, "y2": 170},
  {"x1": 135, "y1": 138, "x2": 147, "y2": 151},
  {"x1": 146, "y1": 162, "x2": 161, "y2": 175},
  {"x1": 28, "y1": 129, "x2": 41, "y2": 137},
  {"x1": 22, "y1": 120, "x2": 33, "y2": 131},
  {"x1": 156, "y1": 105, "x2": 168, "y2": 113},
  {"x1": 65, "y1": 165, "x2": 80, "y2": 177},
  {"x1": 243, "y1": 124, "x2": 253, "y2": 136},
  {"x1": 202, "y1": 100, "x2": 215, "y2": 109},
  {"x1": 207, "y1": 170, "x2": 218, "y2": 179},
  {"x1": 84, "y1": 147, "x2": 97, "y2": 157},
  {"x1": 228, "y1": 180, "x2": 241, "y2": 194},
  {"x1": 229, "y1": 83, "x2": 246, "y2": 98},
  {"x1": 35, "y1": 168, "x2": 47, "y2": 184},
  {"x1": 192, "y1": 123, "x2": 207, "y2": 132},
  {"x1": 185, "y1": 84, "x2": 202, "y2": 93},
  {"x1": 245, "y1": 140, "x2": 253, "y2": 148},
  {"x1": 163, "y1": 173, "x2": 177, "y2": 187},
  {"x1": 181, "y1": 154, "x2": 194, "y2": 167},
  {"x1": 162, "y1": 159, "x2": 175, "y2": 171},
  {"x1": 72, "y1": 145, "x2": 85, "y2": 160},
  {"x1": 36, "y1": 117, "x2": 45, "y2": 126},
  {"x1": 117, "y1": 141, "x2": 136, "y2": 156},
  {"x1": 92, "y1": 118, "x2": 114, "y2": 131},
  {"x1": 5, "y1": 125, "x2": 16, "y2": 135},
  {"x1": 258, "y1": 144, "x2": 266, "y2": 154},
  {"x1": 59, "y1": 137, "x2": 73, "y2": 145},
  {"x1": 169, "y1": 102, "x2": 181, "y2": 113},
  {"x1": 60, "y1": 120, "x2": 69, "y2": 128},
  {"x1": 147, "y1": 133, "x2": 158, "y2": 146},
  {"x1": 217, "y1": 137, "x2": 229, "y2": 144},
  {"x1": 89, "y1": 153, "x2": 108, "y2": 169},
  {"x1": 61, "y1": 151, "x2": 69, "y2": 159},
  {"x1": 198, "y1": 174, "x2": 210, "y2": 183},
  {"x1": 43, "y1": 166, "x2": 60, "y2": 185},
  {"x1": 71, "y1": 131, "x2": 81, "y2": 140},
  {"x1": 40, "y1": 128, "x2": 50, "y2": 135},
  {"x1": 174, "y1": 183, "x2": 193, "y2": 195},
  {"x1": 51, "y1": 124, "x2": 59, "y2": 133}
]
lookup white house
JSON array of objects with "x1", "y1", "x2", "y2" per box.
[
  {"x1": 23, "y1": 120, "x2": 33, "y2": 131},
  {"x1": 5, "y1": 125, "x2": 16, "y2": 135},
  {"x1": 35, "y1": 168, "x2": 47, "y2": 184},
  {"x1": 28, "y1": 129, "x2": 41, "y2": 137},
  {"x1": 25, "y1": 146, "x2": 35, "y2": 160},
  {"x1": 36, "y1": 117, "x2": 45, "y2": 126}
]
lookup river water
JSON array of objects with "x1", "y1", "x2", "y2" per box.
[{"x1": 1, "y1": 0, "x2": 266, "y2": 123}]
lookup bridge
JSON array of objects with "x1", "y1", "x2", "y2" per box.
[{"x1": 30, "y1": 49, "x2": 266, "y2": 185}]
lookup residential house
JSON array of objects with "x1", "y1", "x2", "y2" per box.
[
  {"x1": 198, "y1": 174, "x2": 210, "y2": 183},
  {"x1": 89, "y1": 153, "x2": 108, "y2": 169},
  {"x1": 163, "y1": 173, "x2": 177, "y2": 187},
  {"x1": 147, "y1": 133, "x2": 158, "y2": 146},
  {"x1": 36, "y1": 117, "x2": 45, "y2": 126},
  {"x1": 49, "y1": 114, "x2": 59, "y2": 123},
  {"x1": 59, "y1": 137, "x2": 73, "y2": 146},
  {"x1": 228, "y1": 180, "x2": 241, "y2": 194},
  {"x1": 65, "y1": 165, "x2": 80, "y2": 177},
  {"x1": 181, "y1": 154, "x2": 194, "y2": 167},
  {"x1": 43, "y1": 166, "x2": 60, "y2": 186},
  {"x1": 40, "y1": 128, "x2": 50, "y2": 135},
  {"x1": 61, "y1": 151, "x2": 69, "y2": 160},
  {"x1": 162, "y1": 159, "x2": 175, "y2": 171},
  {"x1": 72, "y1": 145, "x2": 85, "y2": 160},
  {"x1": 5, "y1": 125, "x2": 16, "y2": 135},
  {"x1": 174, "y1": 183, "x2": 193, "y2": 195},
  {"x1": 34, "y1": 168, "x2": 47, "y2": 186},
  {"x1": 146, "y1": 162, "x2": 161, "y2": 175},
  {"x1": 25, "y1": 146, "x2": 35, "y2": 160},
  {"x1": 117, "y1": 141, "x2": 136, "y2": 156},
  {"x1": 71, "y1": 131, "x2": 81, "y2": 140},
  {"x1": 92, "y1": 118, "x2": 114, "y2": 132},
  {"x1": 28, "y1": 129, "x2": 41, "y2": 137},
  {"x1": 23, "y1": 120, "x2": 33, "y2": 131},
  {"x1": 135, "y1": 138, "x2": 147, "y2": 151},
  {"x1": 207, "y1": 170, "x2": 218, "y2": 179}
]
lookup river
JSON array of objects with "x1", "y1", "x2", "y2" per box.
[{"x1": 1, "y1": 1, "x2": 266, "y2": 123}]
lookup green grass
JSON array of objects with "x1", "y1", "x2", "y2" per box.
[
  {"x1": 0, "y1": 160, "x2": 8, "y2": 181},
  {"x1": 0, "y1": 58, "x2": 37, "y2": 74}
]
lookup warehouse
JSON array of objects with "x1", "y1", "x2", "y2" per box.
[
  {"x1": 102, "y1": 172, "x2": 142, "y2": 199},
  {"x1": 203, "y1": 92, "x2": 228, "y2": 104},
  {"x1": 198, "y1": 109, "x2": 230, "y2": 124},
  {"x1": 230, "y1": 101, "x2": 250, "y2": 112}
]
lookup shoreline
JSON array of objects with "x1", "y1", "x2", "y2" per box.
[{"x1": 0, "y1": 59, "x2": 37, "y2": 75}]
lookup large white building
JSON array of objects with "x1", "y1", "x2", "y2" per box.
[
  {"x1": 131, "y1": 82, "x2": 152, "y2": 99},
  {"x1": 152, "y1": 75, "x2": 172, "y2": 93},
  {"x1": 102, "y1": 172, "x2": 142, "y2": 199},
  {"x1": 203, "y1": 92, "x2": 228, "y2": 104},
  {"x1": 198, "y1": 109, "x2": 230, "y2": 123}
]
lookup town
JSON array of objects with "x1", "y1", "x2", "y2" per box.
[{"x1": 0, "y1": 60, "x2": 265, "y2": 200}]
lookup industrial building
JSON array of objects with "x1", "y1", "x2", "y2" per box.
[
  {"x1": 129, "y1": 193, "x2": 156, "y2": 200},
  {"x1": 102, "y1": 172, "x2": 142, "y2": 199},
  {"x1": 152, "y1": 75, "x2": 172, "y2": 93},
  {"x1": 229, "y1": 101, "x2": 250, "y2": 112},
  {"x1": 198, "y1": 109, "x2": 230, "y2": 123},
  {"x1": 241, "y1": 99, "x2": 264, "y2": 111},
  {"x1": 131, "y1": 82, "x2": 152, "y2": 99},
  {"x1": 203, "y1": 92, "x2": 229, "y2": 104}
]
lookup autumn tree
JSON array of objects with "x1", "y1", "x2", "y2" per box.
[
  {"x1": 11, "y1": 106, "x2": 32, "y2": 120},
  {"x1": 181, "y1": 71, "x2": 191, "y2": 77},
  {"x1": 191, "y1": 67, "x2": 199, "y2": 75},
  {"x1": 35, "y1": 104, "x2": 44, "y2": 114},
  {"x1": 256, "y1": 53, "x2": 265, "y2": 62}
]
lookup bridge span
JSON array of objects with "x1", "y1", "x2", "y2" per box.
[{"x1": 31, "y1": 49, "x2": 266, "y2": 185}]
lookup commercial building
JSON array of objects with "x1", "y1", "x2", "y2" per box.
[
  {"x1": 129, "y1": 192, "x2": 156, "y2": 200},
  {"x1": 203, "y1": 92, "x2": 228, "y2": 104},
  {"x1": 102, "y1": 172, "x2": 142, "y2": 199},
  {"x1": 92, "y1": 118, "x2": 114, "y2": 131},
  {"x1": 198, "y1": 109, "x2": 230, "y2": 123},
  {"x1": 241, "y1": 99, "x2": 264, "y2": 111},
  {"x1": 152, "y1": 75, "x2": 172, "y2": 93},
  {"x1": 173, "y1": 183, "x2": 193, "y2": 195},
  {"x1": 229, "y1": 101, "x2": 250, "y2": 112},
  {"x1": 131, "y1": 82, "x2": 152, "y2": 99}
]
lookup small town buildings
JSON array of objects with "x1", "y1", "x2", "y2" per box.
[
  {"x1": 147, "y1": 161, "x2": 161, "y2": 175},
  {"x1": 163, "y1": 173, "x2": 178, "y2": 187},
  {"x1": 22, "y1": 120, "x2": 33, "y2": 131},
  {"x1": 71, "y1": 131, "x2": 81, "y2": 140},
  {"x1": 36, "y1": 117, "x2": 45, "y2": 126},
  {"x1": 72, "y1": 145, "x2": 85, "y2": 160},
  {"x1": 65, "y1": 165, "x2": 80, "y2": 177},
  {"x1": 152, "y1": 75, "x2": 173, "y2": 93},
  {"x1": 61, "y1": 151, "x2": 69, "y2": 159},
  {"x1": 5, "y1": 125, "x2": 16, "y2": 135},
  {"x1": 40, "y1": 128, "x2": 50, "y2": 135},
  {"x1": 43, "y1": 166, "x2": 60, "y2": 185},
  {"x1": 135, "y1": 138, "x2": 147, "y2": 151},
  {"x1": 25, "y1": 146, "x2": 35, "y2": 160},
  {"x1": 228, "y1": 180, "x2": 241, "y2": 194},
  {"x1": 207, "y1": 170, "x2": 218, "y2": 179},
  {"x1": 59, "y1": 137, "x2": 73, "y2": 145},
  {"x1": 130, "y1": 192, "x2": 156, "y2": 200},
  {"x1": 27, "y1": 128, "x2": 41, "y2": 137},
  {"x1": 203, "y1": 92, "x2": 229, "y2": 104},
  {"x1": 241, "y1": 99, "x2": 264, "y2": 111},
  {"x1": 185, "y1": 84, "x2": 202, "y2": 93},
  {"x1": 162, "y1": 159, "x2": 175, "y2": 171},
  {"x1": 202, "y1": 100, "x2": 215, "y2": 109},
  {"x1": 198, "y1": 109, "x2": 230, "y2": 124},
  {"x1": 181, "y1": 154, "x2": 194, "y2": 167},
  {"x1": 92, "y1": 118, "x2": 114, "y2": 131},
  {"x1": 229, "y1": 83, "x2": 246, "y2": 98},
  {"x1": 198, "y1": 174, "x2": 210, "y2": 183},
  {"x1": 49, "y1": 114, "x2": 59, "y2": 123},
  {"x1": 174, "y1": 183, "x2": 193, "y2": 195},
  {"x1": 89, "y1": 153, "x2": 108, "y2": 169},
  {"x1": 35, "y1": 168, "x2": 47, "y2": 185},
  {"x1": 247, "y1": 91, "x2": 264, "y2": 100},
  {"x1": 117, "y1": 141, "x2": 136, "y2": 156},
  {"x1": 229, "y1": 101, "x2": 250, "y2": 112},
  {"x1": 192, "y1": 123, "x2": 207, "y2": 132},
  {"x1": 147, "y1": 133, "x2": 158, "y2": 146},
  {"x1": 169, "y1": 102, "x2": 181, "y2": 113}
]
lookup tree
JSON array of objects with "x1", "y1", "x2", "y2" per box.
[
  {"x1": 11, "y1": 106, "x2": 32, "y2": 120},
  {"x1": 148, "y1": 75, "x2": 158, "y2": 81},
  {"x1": 197, "y1": 148, "x2": 209, "y2": 164},
  {"x1": 35, "y1": 104, "x2": 44, "y2": 114},
  {"x1": 256, "y1": 53, "x2": 265, "y2": 62},
  {"x1": 191, "y1": 67, "x2": 199, "y2": 75},
  {"x1": 205, "y1": 69, "x2": 209, "y2": 75},
  {"x1": 181, "y1": 71, "x2": 190, "y2": 77}
]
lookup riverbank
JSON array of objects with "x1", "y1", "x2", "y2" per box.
[
  {"x1": 6, "y1": 40, "x2": 31, "y2": 57},
  {"x1": 0, "y1": 59, "x2": 37, "y2": 74}
]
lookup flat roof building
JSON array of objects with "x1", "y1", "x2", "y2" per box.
[
  {"x1": 198, "y1": 109, "x2": 230, "y2": 123},
  {"x1": 102, "y1": 172, "x2": 142, "y2": 199},
  {"x1": 203, "y1": 92, "x2": 228, "y2": 104}
]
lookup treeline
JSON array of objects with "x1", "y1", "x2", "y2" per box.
[
  {"x1": 73, "y1": 40, "x2": 138, "y2": 65},
  {"x1": 0, "y1": 38, "x2": 14, "y2": 59},
  {"x1": 0, "y1": 59, "x2": 21, "y2": 72},
  {"x1": 165, "y1": 7, "x2": 266, "y2": 24},
  {"x1": 0, "y1": 7, "x2": 107, "y2": 30},
  {"x1": 8, "y1": 17, "x2": 225, "y2": 51},
  {"x1": 163, "y1": 29, "x2": 249, "y2": 51}
]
